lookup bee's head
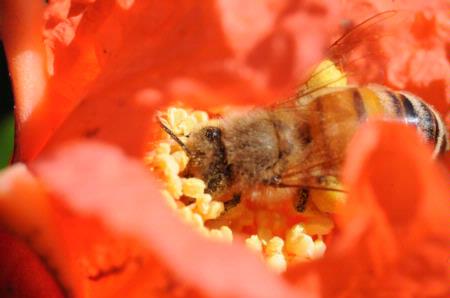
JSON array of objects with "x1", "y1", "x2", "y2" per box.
[{"x1": 184, "y1": 126, "x2": 231, "y2": 194}]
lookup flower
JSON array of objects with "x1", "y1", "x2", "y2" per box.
[{"x1": 0, "y1": 0, "x2": 449, "y2": 297}]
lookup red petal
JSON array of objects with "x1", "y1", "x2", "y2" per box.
[
  {"x1": 3, "y1": 1, "x2": 339, "y2": 161},
  {"x1": 31, "y1": 141, "x2": 305, "y2": 298},
  {"x1": 286, "y1": 121, "x2": 450, "y2": 297},
  {"x1": 0, "y1": 229, "x2": 64, "y2": 298}
]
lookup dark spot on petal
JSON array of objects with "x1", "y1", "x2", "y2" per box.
[{"x1": 84, "y1": 127, "x2": 100, "y2": 138}]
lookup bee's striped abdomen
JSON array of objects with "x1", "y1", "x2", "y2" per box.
[{"x1": 369, "y1": 87, "x2": 449, "y2": 156}]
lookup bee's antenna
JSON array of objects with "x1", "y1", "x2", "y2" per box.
[{"x1": 157, "y1": 117, "x2": 192, "y2": 157}]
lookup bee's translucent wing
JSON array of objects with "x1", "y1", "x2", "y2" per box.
[
  {"x1": 277, "y1": 156, "x2": 344, "y2": 192},
  {"x1": 266, "y1": 11, "x2": 413, "y2": 191},
  {"x1": 269, "y1": 87, "x2": 371, "y2": 191},
  {"x1": 271, "y1": 11, "x2": 406, "y2": 109},
  {"x1": 327, "y1": 10, "x2": 399, "y2": 59},
  {"x1": 330, "y1": 10, "x2": 413, "y2": 84},
  {"x1": 275, "y1": 136, "x2": 346, "y2": 191},
  {"x1": 290, "y1": 10, "x2": 411, "y2": 102}
]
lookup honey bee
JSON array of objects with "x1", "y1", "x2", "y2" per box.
[{"x1": 158, "y1": 12, "x2": 449, "y2": 212}]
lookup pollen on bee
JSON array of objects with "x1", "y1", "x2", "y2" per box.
[
  {"x1": 146, "y1": 101, "x2": 342, "y2": 272},
  {"x1": 310, "y1": 190, "x2": 346, "y2": 213},
  {"x1": 304, "y1": 59, "x2": 347, "y2": 93}
]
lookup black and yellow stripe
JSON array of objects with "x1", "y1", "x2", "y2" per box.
[
  {"x1": 378, "y1": 88, "x2": 448, "y2": 156},
  {"x1": 314, "y1": 86, "x2": 448, "y2": 157}
]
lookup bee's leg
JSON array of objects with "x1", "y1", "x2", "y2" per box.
[
  {"x1": 224, "y1": 193, "x2": 241, "y2": 212},
  {"x1": 293, "y1": 188, "x2": 309, "y2": 213}
]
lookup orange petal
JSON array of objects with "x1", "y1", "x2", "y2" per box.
[
  {"x1": 0, "y1": 0, "x2": 48, "y2": 161},
  {"x1": 31, "y1": 141, "x2": 306, "y2": 298},
  {"x1": 286, "y1": 121, "x2": 450, "y2": 297}
]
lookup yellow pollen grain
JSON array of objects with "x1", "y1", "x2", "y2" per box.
[
  {"x1": 285, "y1": 224, "x2": 315, "y2": 260},
  {"x1": 155, "y1": 142, "x2": 171, "y2": 155},
  {"x1": 265, "y1": 236, "x2": 287, "y2": 272},
  {"x1": 245, "y1": 235, "x2": 263, "y2": 252},
  {"x1": 220, "y1": 226, "x2": 233, "y2": 242},
  {"x1": 312, "y1": 237, "x2": 326, "y2": 259},
  {"x1": 181, "y1": 178, "x2": 206, "y2": 198},
  {"x1": 178, "y1": 207, "x2": 194, "y2": 223},
  {"x1": 265, "y1": 236, "x2": 284, "y2": 255},
  {"x1": 266, "y1": 253, "x2": 287, "y2": 273},
  {"x1": 166, "y1": 175, "x2": 182, "y2": 199},
  {"x1": 209, "y1": 229, "x2": 222, "y2": 239},
  {"x1": 195, "y1": 194, "x2": 212, "y2": 215},
  {"x1": 203, "y1": 200, "x2": 225, "y2": 220},
  {"x1": 171, "y1": 151, "x2": 189, "y2": 172},
  {"x1": 154, "y1": 154, "x2": 180, "y2": 177},
  {"x1": 178, "y1": 116, "x2": 197, "y2": 136},
  {"x1": 167, "y1": 107, "x2": 188, "y2": 134},
  {"x1": 191, "y1": 111, "x2": 209, "y2": 124},
  {"x1": 191, "y1": 213, "x2": 204, "y2": 229},
  {"x1": 209, "y1": 226, "x2": 232, "y2": 243}
]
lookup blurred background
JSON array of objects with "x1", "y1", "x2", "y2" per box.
[{"x1": 0, "y1": 42, "x2": 14, "y2": 169}]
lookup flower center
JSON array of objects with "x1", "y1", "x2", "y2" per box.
[
  {"x1": 145, "y1": 105, "x2": 345, "y2": 272},
  {"x1": 144, "y1": 59, "x2": 349, "y2": 272}
]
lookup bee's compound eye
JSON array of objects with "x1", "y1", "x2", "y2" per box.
[{"x1": 204, "y1": 127, "x2": 222, "y2": 141}]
